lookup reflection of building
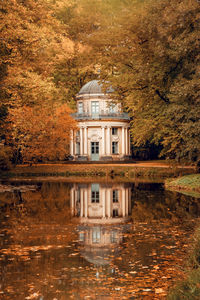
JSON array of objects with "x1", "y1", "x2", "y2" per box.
[
  {"x1": 78, "y1": 224, "x2": 127, "y2": 266},
  {"x1": 70, "y1": 183, "x2": 132, "y2": 224},
  {"x1": 70, "y1": 80, "x2": 131, "y2": 161},
  {"x1": 70, "y1": 183, "x2": 132, "y2": 266}
]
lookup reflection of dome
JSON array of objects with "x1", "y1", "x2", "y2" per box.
[
  {"x1": 81, "y1": 247, "x2": 115, "y2": 266},
  {"x1": 78, "y1": 224, "x2": 131, "y2": 266},
  {"x1": 77, "y1": 80, "x2": 114, "y2": 98}
]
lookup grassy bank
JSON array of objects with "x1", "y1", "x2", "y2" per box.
[
  {"x1": 0, "y1": 163, "x2": 194, "y2": 181},
  {"x1": 165, "y1": 174, "x2": 200, "y2": 194},
  {"x1": 168, "y1": 225, "x2": 200, "y2": 300}
]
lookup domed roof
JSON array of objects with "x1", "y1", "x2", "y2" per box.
[{"x1": 77, "y1": 80, "x2": 114, "y2": 99}]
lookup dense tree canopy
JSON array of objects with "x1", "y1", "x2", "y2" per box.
[
  {"x1": 0, "y1": 0, "x2": 74, "y2": 106},
  {"x1": 0, "y1": 0, "x2": 77, "y2": 163},
  {"x1": 0, "y1": 0, "x2": 199, "y2": 164},
  {"x1": 64, "y1": 0, "x2": 200, "y2": 162},
  {"x1": 101, "y1": 0, "x2": 200, "y2": 162}
]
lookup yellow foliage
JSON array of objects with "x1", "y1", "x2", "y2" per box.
[{"x1": 1, "y1": 0, "x2": 74, "y2": 105}]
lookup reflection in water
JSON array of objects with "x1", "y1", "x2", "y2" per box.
[
  {"x1": 71, "y1": 183, "x2": 131, "y2": 222},
  {"x1": 0, "y1": 180, "x2": 199, "y2": 299},
  {"x1": 70, "y1": 183, "x2": 132, "y2": 267}
]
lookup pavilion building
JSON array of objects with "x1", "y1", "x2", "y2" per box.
[{"x1": 70, "y1": 80, "x2": 131, "y2": 161}]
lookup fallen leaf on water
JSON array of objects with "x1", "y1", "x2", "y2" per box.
[
  {"x1": 155, "y1": 288, "x2": 165, "y2": 294},
  {"x1": 69, "y1": 253, "x2": 79, "y2": 256},
  {"x1": 25, "y1": 292, "x2": 40, "y2": 299},
  {"x1": 129, "y1": 271, "x2": 137, "y2": 274}
]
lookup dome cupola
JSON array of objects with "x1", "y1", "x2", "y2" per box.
[{"x1": 76, "y1": 80, "x2": 114, "y2": 100}]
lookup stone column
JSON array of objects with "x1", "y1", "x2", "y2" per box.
[
  {"x1": 80, "y1": 127, "x2": 83, "y2": 155},
  {"x1": 84, "y1": 126, "x2": 87, "y2": 155},
  {"x1": 125, "y1": 127, "x2": 128, "y2": 155},
  {"x1": 84, "y1": 189, "x2": 88, "y2": 218},
  {"x1": 70, "y1": 188, "x2": 75, "y2": 216},
  {"x1": 74, "y1": 189, "x2": 78, "y2": 216},
  {"x1": 102, "y1": 188, "x2": 106, "y2": 218},
  {"x1": 125, "y1": 188, "x2": 129, "y2": 216},
  {"x1": 70, "y1": 130, "x2": 74, "y2": 156},
  {"x1": 80, "y1": 189, "x2": 84, "y2": 217},
  {"x1": 106, "y1": 126, "x2": 111, "y2": 155},
  {"x1": 101, "y1": 126, "x2": 105, "y2": 156},
  {"x1": 128, "y1": 128, "x2": 131, "y2": 155},
  {"x1": 122, "y1": 127, "x2": 125, "y2": 155},
  {"x1": 107, "y1": 188, "x2": 111, "y2": 217},
  {"x1": 122, "y1": 189, "x2": 126, "y2": 217}
]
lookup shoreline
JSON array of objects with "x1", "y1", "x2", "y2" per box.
[
  {"x1": 165, "y1": 174, "x2": 200, "y2": 194},
  {"x1": 0, "y1": 161, "x2": 195, "y2": 181}
]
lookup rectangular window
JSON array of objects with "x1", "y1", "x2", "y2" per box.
[
  {"x1": 91, "y1": 184, "x2": 100, "y2": 203},
  {"x1": 78, "y1": 102, "x2": 83, "y2": 114},
  {"x1": 110, "y1": 231, "x2": 117, "y2": 243},
  {"x1": 112, "y1": 142, "x2": 118, "y2": 154},
  {"x1": 113, "y1": 209, "x2": 119, "y2": 218},
  {"x1": 113, "y1": 190, "x2": 119, "y2": 203},
  {"x1": 79, "y1": 232, "x2": 85, "y2": 242},
  {"x1": 112, "y1": 128, "x2": 118, "y2": 135},
  {"x1": 91, "y1": 142, "x2": 99, "y2": 154},
  {"x1": 92, "y1": 227, "x2": 101, "y2": 243},
  {"x1": 91, "y1": 101, "x2": 99, "y2": 114}
]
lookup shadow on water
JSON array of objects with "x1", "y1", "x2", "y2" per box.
[{"x1": 0, "y1": 180, "x2": 200, "y2": 299}]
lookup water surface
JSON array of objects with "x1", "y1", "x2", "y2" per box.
[{"x1": 0, "y1": 180, "x2": 199, "y2": 299}]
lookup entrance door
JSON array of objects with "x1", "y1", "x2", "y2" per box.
[{"x1": 91, "y1": 142, "x2": 99, "y2": 161}]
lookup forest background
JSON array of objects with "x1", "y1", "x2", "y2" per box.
[{"x1": 0, "y1": 0, "x2": 199, "y2": 169}]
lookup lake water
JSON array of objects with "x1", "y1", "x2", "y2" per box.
[{"x1": 0, "y1": 180, "x2": 199, "y2": 300}]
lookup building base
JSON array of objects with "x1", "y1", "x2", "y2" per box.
[{"x1": 72, "y1": 154, "x2": 132, "y2": 162}]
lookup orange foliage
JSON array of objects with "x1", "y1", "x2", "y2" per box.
[{"x1": 8, "y1": 104, "x2": 77, "y2": 161}]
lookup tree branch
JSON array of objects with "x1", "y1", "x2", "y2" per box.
[{"x1": 155, "y1": 89, "x2": 170, "y2": 103}]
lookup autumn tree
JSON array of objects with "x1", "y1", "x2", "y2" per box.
[
  {"x1": 2, "y1": 0, "x2": 199, "y2": 163},
  {"x1": 58, "y1": 0, "x2": 200, "y2": 163},
  {"x1": 0, "y1": 0, "x2": 78, "y2": 163},
  {"x1": 8, "y1": 104, "x2": 77, "y2": 162},
  {"x1": 1, "y1": 0, "x2": 76, "y2": 104},
  {"x1": 53, "y1": 0, "x2": 107, "y2": 105},
  {"x1": 94, "y1": 0, "x2": 200, "y2": 163}
]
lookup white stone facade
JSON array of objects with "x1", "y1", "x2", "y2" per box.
[
  {"x1": 70, "y1": 183, "x2": 132, "y2": 224},
  {"x1": 70, "y1": 80, "x2": 131, "y2": 161}
]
